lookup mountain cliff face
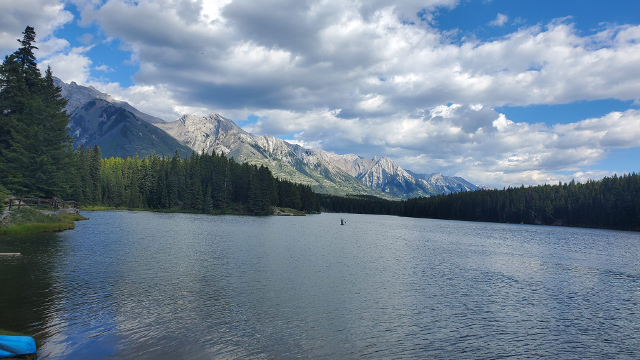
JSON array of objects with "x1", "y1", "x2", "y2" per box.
[
  {"x1": 68, "y1": 99, "x2": 191, "y2": 158},
  {"x1": 155, "y1": 113, "x2": 255, "y2": 156},
  {"x1": 407, "y1": 171, "x2": 478, "y2": 194},
  {"x1": 156, "y1": 114, "x2": 388, "y2": 197}
]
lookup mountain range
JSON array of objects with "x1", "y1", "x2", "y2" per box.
[{"x1": 55, "y1": 78, "x2": 483, "y2": 199}]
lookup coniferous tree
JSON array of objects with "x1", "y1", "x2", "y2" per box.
[
  {"x1": 0, "y1": 26, "x2": 72, "y2": 197},
  {"x1": 90, "y1": 146, "x2": 102, "y2": 204}
]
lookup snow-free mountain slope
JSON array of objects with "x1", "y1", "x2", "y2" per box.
[
  {"x1": 157, "y1": 112, "x2": 481, "y2": 199},
  {"x1": 68, "y1": 99, "x2": 191, "y2": 158},
  {"x1": 54, "y1": 77, "x2": 165, "y2": 124},
  {"x1": 407, "y1": 171, "x2": 478, "y2": 194},
  {"x1": 155, "y1": 113, "x2": 255, "y2": 156},
  {"x1": 157, "y1": 113, "x2": 393, "y2": 197}
]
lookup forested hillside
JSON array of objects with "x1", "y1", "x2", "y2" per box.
[
  {"x1": 68, "y1": 146, "x2": 320, "y2": 215},
  {"x1": 320, "y1": 173, "x2": 640, "y2": 231}
]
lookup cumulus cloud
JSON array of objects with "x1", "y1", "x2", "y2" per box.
[
  {"x1": 77, "y1": 33, "x2": 94, "y2": 44},
  {"x1": 0, "y1": 0, "x2": 72, "y2": 55},
  {"x1": 78, "y1": 0, "x2": 640, "y2": 116},
  {"x1": 489, "y1": 13, "x2": 508, "y2": 27},
  {"x1": 94, "y1": 64, "x2": 113, "y2": 72},
  {"x1": 38, "y1": 45, "x2": 94, "y2": 83},
  {"x1": 1, "y1": 0, "x2": 96, "y2": 88}
]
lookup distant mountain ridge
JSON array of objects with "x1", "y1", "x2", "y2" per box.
[
  {"x1": 156, "y1": 114, "x2": 388, "y2": 197},
  {"x1": 157, "y1": 113, "x2": 480, "y2": 198},
  {"x1": 56, "y1": 78, "x2": 483, "y2": 199}
]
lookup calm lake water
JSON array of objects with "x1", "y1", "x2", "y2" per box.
[{"x1": 1, "y1": 211, "x2": 639, "y2": 359}]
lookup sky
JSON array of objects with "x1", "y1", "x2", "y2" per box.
[{"x1": 2, "y1": 0, "x2": 640, "y2": 188}]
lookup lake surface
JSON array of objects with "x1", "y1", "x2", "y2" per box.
[{"x1": 1, "y1": 211, "x2": 639, "y2": 359}]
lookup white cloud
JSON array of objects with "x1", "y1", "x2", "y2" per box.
[
  {"x1": 358, "y1": 94, "x2": 386, "y2": 112},
  {"x1": 84, "y1": 2, "x2": 640, "y2": 116},
  {"x1": 94, "y1": 64, "x2": 113, "y2": 72},
  {"x1": 489, "y1": 13, "x2": 508, "y2": 27},
  {"x1": 38, "y1": 46, "x2": 93, "y2": 84},
  {"x1": 77, "y1": 33, "x2": 94, "y2": 45},
  {"x1": 0, "y1": 0, "x2": 72, "y2": 56}
]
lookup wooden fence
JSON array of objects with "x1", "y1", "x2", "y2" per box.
[{"x1": 4, "y1": 197, "x2": 80, "y2": 211}]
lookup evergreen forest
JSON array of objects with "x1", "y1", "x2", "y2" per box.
[
  {"x1": 68, "y1": 146, "x2": 320, "y2": 215},
  {"x1": 320, "y1": 173, "x2": 640, "y2": 231}
]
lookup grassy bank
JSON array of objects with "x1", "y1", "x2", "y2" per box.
[{"x1": 0, "y1": 207, "x2": 88, "y2": 236}]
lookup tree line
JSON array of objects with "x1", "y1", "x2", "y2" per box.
[
  {"x1": 320, "y1": 173, "x2": 640, "y2": 231},
  {"x1": 68, "y1": 146, "x2": 320, "y2": 215}
]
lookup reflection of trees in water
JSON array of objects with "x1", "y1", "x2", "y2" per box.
[{"x1": 0, "y1": 233, "x2": 65, "y2": 339}]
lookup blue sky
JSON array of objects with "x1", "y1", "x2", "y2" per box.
[
  {"x1": 436, "y1": 0, "x2": 640, "y2": 39},
  {"x1": 2, "y1": 0, "x2": 639, "y2": 188}
]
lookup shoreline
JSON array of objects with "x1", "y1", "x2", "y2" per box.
[{"x1": 0, "y1": 209, "x2": 88, "y2": 236}]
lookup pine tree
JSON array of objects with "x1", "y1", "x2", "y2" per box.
[
  {"x1": 90, "y1": 146, "x2": 102, "y2": 204},
  {"x1": 0, "y1": 26, "x2": 72, "y2": 197}
]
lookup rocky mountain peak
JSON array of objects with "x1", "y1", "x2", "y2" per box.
[
  {"x1": 53, "y1": 77, "x2": 165, "y2": 124},
  {"x1": 54, "y1": 77, "x2": 114, "y2": 114},
  {"x1": 156, "y1": 113, "x2": 253, "y2": 156}
]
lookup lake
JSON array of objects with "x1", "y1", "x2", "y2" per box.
[{"x1": 1, "y1": 211, "x2": 639, "y2": 359}]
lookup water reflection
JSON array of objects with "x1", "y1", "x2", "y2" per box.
[{"x1": 0, "y1": 233, "x2": 65, "y2": 346}]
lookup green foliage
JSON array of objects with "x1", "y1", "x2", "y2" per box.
[
  {"x1": 0, "y1": 184, "x2": 8, "y2": 211},
  {"x1": 0, "y1": 26, "x2": 72, "y2": 198},
  {"x1": 0, "y1": 207, "x2": 79, "y2": 235},
  {"x1": 0, "y1": 221, "x2": 75, "y2": 235},
  {"x1": 1, "y1": 207, "x2": 61, "y2": 225},
  {"x1": 68, "y1": 147, "x2": 321, "y2": 215},
  {"x1": 320, "y1": 173, "x2": 640, "y2": 231}
]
